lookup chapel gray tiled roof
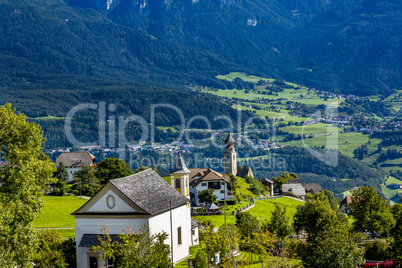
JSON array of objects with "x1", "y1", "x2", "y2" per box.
[
  {"x1": 55, "y1": 152, "x2": 96, "y2": 168},
  {"x1": 169, "y1": 151, "x2": 190, "y2": 174},
  {"x1": 109, "y1": 168, "x2": 189, "y2": 215}
]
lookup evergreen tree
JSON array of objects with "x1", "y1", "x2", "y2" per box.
[{"x1": 57, "y1": 162, "x2": 69, "y2": 182}]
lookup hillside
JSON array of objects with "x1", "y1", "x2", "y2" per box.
[
  {"x1": 67, "y1": 0, "x2": 401, "y2": 95},
  {"x1": 0, "y1": 0, "x2": 241, "y2": 90},
  {"x1": 11, "y1": 82, "x2": 253, "y2": 148}
]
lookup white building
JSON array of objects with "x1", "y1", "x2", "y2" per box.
[
  {"x1": 73, "y1": 168, "x2": 196, "y2": 268},
  {"x1": 56, "y1": 152, "x2": 96, "y2": 182},
  {"x1": 188, "y1": 168, "x2": 230, "y2": 206}
]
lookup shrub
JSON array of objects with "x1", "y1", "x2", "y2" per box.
[
  {"x1": 364, "y1": 240, "x2": 391, "y2": 261},
  {"x1": 193, "y1": 249, "x2": 208, "y2": 268}
]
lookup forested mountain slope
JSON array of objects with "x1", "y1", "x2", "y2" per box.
[
  {"x1": 67, "y1": 0, "x2": 401, "y2": 95},
  {"x1": 0, "y1": 0, "x2": 241, "y2": 90}
]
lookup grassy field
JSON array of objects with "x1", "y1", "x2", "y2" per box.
[
  {"x1": 280, "y1": 131, "x2": 375, "y2": 158},
  {"x1": 381, "y1": 184, "x2": 402, "y2": 201},
  {"x1": 30, "y1": 116, "x2": 65, "y2": 120},
  {"x1": 163, "y1": 176, "x2": 171, "y2": 184},
  {"x1": 157, "y1": 126, "x2": 179, "y2": 133},
  {"x1": 386, "y1": 176, "x2": 402, "y2": 185},
  {"x1": 33, "y1": 196, "x2": 87, "y2": 228},
  {"x1": 281, "y1": 123, "x2": 340, "y2": 135},
  {"x1": 194, "y1": 197, "x2": 303, "y2": 227},
  {"x1": 216, "y1": 72, "x2": 273, "y2": 83}
]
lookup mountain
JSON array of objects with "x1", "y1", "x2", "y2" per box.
[
  {"x1": 66, "y1": 0, "x2": 401, "y2": 95},
  {"x1": 0, "y1": 0, "x2": 243, "y2": 90},
  {"x1": 0, "y1": 0, "x2": 256, "y2": 148}
]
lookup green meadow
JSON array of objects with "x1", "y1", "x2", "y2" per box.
[
  {"x1": 33, "y1": 196, "x2": 87, "y2": 228},
  {"x1": 193, "y1": 197, "x2": 303, "y2": 227}
]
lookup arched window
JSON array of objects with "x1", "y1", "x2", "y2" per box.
[{"x1": 175, "y1": 178, "x2": 181, "y2": 189}]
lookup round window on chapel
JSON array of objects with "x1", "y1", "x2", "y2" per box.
[{"x1": 106, "y1": 195, "x2": 115, "y2": 209}]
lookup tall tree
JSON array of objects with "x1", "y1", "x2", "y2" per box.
[
  {"x1": 57, "y1": 162, "x2": 69, "y2": 182},
  {"x1": 198, "y1": 188, "x2": 217, "y2": 207},
  {"x1": 350, "y1": 186, "x2": 395, "y2": 238},
  {"x1": 266, "y1": 203, "x2": 293, "y2": 240},
  {"x1": 96, "y1": 158, "x2": 133, "y2": 184},
  {"x1": 265, "y1": 203, "x2": 293, "y2": 265},
  {"x1": 293, "y1": 193, "x2": 339, "y2": 236},
  {"x1": 273, "y1": 172, "x2": 298, "y2": 190},
  {"x1": 0, "y1": 103, "x2": 54, "y2": 267},
  {"x1": 54, "y1": 162, "x2": 69, "y2": 196},
  {"x1": 72, "y1": 166, "x2": 100, "y2": 196},
  {"x1": 294, "y1": 190, "x2": 364, "y2": 267},
  {"x1": 390, "y1": 203, "x2": 402, "y2": 259},
  {"x1": 302, "y1": 225, "x2": 364, "y2": 268}
]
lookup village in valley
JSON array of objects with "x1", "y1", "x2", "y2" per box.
[
  {"x1": 1, "y1": 73, "x2": 401, "y2": 268},
  {"x1": 2, "y1": 109, "x2": 401, "y2": 267},
  {"x1": 0, "y1": 0, "x2": 401, "y2": 266}
]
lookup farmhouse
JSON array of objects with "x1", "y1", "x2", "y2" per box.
[
  {"x1": 282, "y1": 184, "x2": 306, "y2": 199},
  {"x1": 56, "y1": 152, "x2": 96, "y2": 182},
  {"x1": 187, "y1": 168, "x2": 230, "y2": 206},
  {"x1": 73, "y1": 168, "x2": 196, "y2": 267},
  {"x1": 340, "y1": 196, "x2": 353, "y2": 214}
]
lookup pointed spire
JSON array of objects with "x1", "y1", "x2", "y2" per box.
[
  {"x1": 170, "y1": 147, "x2": 190, "y2": 174},
  {"x1": 225, "y1": 131, "x2": 235, "y2": 148}
]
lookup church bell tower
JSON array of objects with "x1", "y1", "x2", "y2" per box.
[
  {"x1": 223, "y1": 132, "x2": 237, "y2": 175},
  {"x1": 169, "y1": 149, "x2": 191, "y2": 198}
]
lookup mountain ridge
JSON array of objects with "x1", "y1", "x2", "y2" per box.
[{"x1": 66, "y1": 0, "x2": 401, "y2": 95}]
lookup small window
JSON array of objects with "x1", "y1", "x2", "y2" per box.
[
  {"x1": 221, "y1": 182, "x2": 225, "y2": 185},
  {"x1": 233, "y1": 155, "x2": 235, "y2": 159},
  {"x1": 89, "y1": 257, "x2": 97, "y2": 268},
  {"x1": 175, "y1": 178, "x2": 181, "y2": 189},
  {"x1": 201, "y1": 182, "x2": 207, "y2": 186},
  {"x1": 220, "y1": 190, "x2": 225, "y2": 194},
  {"x1": 178, "y1": 227, "x2": 182, "y2": 245}
]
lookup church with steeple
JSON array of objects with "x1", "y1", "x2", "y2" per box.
[
  {"x1": 171, "y1": 132, "x2": 253, "y2": 206},
  {"x1": 223, "y1": 132, "x2": 254, "y2": 178}
]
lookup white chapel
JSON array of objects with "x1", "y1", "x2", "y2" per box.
[{"x1": 73, "y1": 166, "x2": 197, "y2": 268}]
